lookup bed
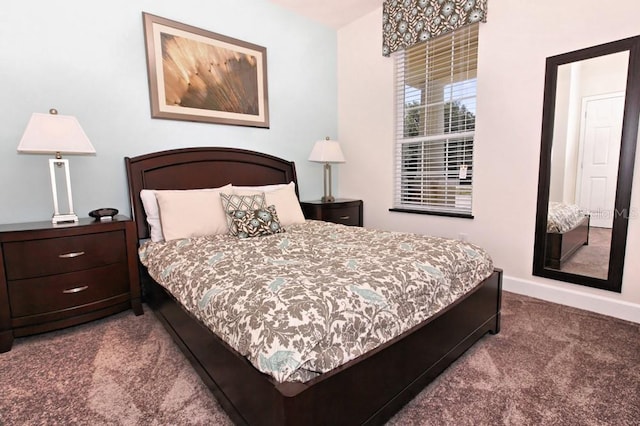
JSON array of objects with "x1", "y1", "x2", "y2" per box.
[
  {"x1": 545, "y1": 202, "x2": 590, "y2": 269},
  {"x1": 125, "y1": 147, "x2": 502, "y2": 425}
]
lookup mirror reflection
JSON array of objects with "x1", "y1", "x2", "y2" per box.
[{"x1": 546, "y1": 51, "x2": 629, "y2": 279}]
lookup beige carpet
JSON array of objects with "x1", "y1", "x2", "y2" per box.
[
  {"x1": 0, "y1": 312, "x2": 231, "y2": 425},
  {"x1": 559, "y1": 227, "x2": 611, "y2": 279},
  {"x1": 1, "y1": 291, "x2": 639, "y2": 425}
]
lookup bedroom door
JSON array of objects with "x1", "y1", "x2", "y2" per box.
[{"x1": 576, "y1": 93, "x2": 624, "y2": 228}]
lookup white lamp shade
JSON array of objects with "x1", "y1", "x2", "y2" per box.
[
  {"x1": 308, "y1": 138, "x2": 345, "y2": 163},
  {"x1": 17, "y1": 112, "x2": 95, "y2": 155}
]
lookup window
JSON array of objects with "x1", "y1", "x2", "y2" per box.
[{"x1": 393, "y1": 23, "x2": 479, "y2": 217}]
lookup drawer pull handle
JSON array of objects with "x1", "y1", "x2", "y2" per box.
[
  {"x1": 339, "y1": 215, "x2": 350, "y2": 220},
  {"x1": 59, "y1": 251, "x2": 85, "y2": 259},
  {"x1": 63, "y1": 286, "x2": 89, "y2": 294}
]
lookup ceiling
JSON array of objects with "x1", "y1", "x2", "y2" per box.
[{"x1": 267, "y1": 0, "x2": 381, "y2": 29}]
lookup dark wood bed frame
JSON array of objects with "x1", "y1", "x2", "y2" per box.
[
  {"x1": 545, "y1": 215, "x2": 590, "y2": 270},
  {"x1": 125, "y1": 147, "x2": 503, "y2": 425}
]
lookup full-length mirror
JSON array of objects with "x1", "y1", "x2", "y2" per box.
[{"x1": 533, "y1": 36, "x2": 640, "y2": 292}]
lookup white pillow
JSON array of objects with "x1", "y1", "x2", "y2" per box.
[
  {"x1": 140, "y1": 189, "x2": 164, "y2": 242},
  {"x1": 140, "y1": 184, "x2": 231, "y2": 242},
  {"x1": 234, "y1": 182, "x2": 305, "y2": 226},
  {"x1": 155, "y1": 186, "x2": 231, "y2": 241},
  {"x1": 232, "y1": 182, "x2": 290, "y2": 193}
]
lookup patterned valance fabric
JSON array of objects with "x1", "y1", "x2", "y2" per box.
[{"x1": 383, "y1": 0, "x2": 488, "y2": 56}]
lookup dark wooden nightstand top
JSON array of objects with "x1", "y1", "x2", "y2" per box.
[
  {"x1": 300, "y1": 198, "x2": 361, "y2": 206},
  {"x1": 0, "y1": 215, "x2": 131, "y2": 234},
  {"x1": 300, "y1": 199, "x2": 363, "y2": 227}
]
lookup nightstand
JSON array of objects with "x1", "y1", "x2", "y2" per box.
[
  {"x1": 0, "y1": 216, "x2": 142, "y2": 352},
  {"x1": 301, "y1": 199, "x2": 363, "y2": 227}
]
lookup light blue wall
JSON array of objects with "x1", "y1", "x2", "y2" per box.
[{"x1": 0, "y1": 0, "x2": 337, "y2": 224}]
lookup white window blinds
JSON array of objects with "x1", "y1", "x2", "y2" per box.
[{"x1": 393, "y1": 23, "x2": 479, "y2": 216}]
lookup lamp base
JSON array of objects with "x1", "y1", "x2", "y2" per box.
[
  {"x1": 52, "y1": 213, "x2": 79, "y2": 224},
  {"x1": 320, "y1": 195, "x2": 335, "y2": 203}
]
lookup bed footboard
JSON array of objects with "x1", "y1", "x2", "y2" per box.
[{"x1": 545, "y1": 215, "x2": 590, "y2": 269}]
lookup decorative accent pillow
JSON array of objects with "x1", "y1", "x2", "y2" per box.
[
  {"x1": 155, "y1": 186, "x2": 231, "y2": 241},
  {"x1": 220, "y1": 192, "x2": 267, "y2": 235},
  {"x1": 229, "y1": 205, "x2": 285, "y2": 239},
  {"x1": 234, "y1": 182, "x2": 305, "y2": 227},
  {"x1": 141, "y1": 185, "x2": 231, "y2": 242}
]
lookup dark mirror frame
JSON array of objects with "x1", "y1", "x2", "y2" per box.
[{"x1": 533, "y1": 35, "x2": 640, "y2": 292}]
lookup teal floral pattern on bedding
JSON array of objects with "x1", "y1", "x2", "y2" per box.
[{"x1": 139, "y1": 220, "x2": 493, "y2": 383}]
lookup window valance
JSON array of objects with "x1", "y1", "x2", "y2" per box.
[{"x1": 382, "y1": 0, "x2": 487, "y2": 56}]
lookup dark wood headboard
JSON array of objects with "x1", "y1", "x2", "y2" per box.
[{"x1": 125, "y1": 147, "x2": 298, "y2": 240}]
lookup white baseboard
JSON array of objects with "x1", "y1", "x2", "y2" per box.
[{"x1": 503, "y1": 275, "x2": 640, "y2": 324}]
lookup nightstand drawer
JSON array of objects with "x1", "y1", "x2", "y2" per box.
[
  {"x1": 0, "y1": 217, "x2": 142, "y2": 352},
  {"x1": 3, "y1": 230, "x2": 126, "y2": 280},
  {"x1": 8, "y1": 263, "x2": 129, "y2": 317},
  {"x1": 301, "y1": 199, "x2": 363, "y2": 227},
  {"x1": 323, "y1": 205, "x2": 361, "y2": 226}
]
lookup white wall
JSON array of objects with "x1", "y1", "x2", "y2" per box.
[
  {"x1": 0, "y1": 0, "x2": 337, "y2": 224},
  {"x1": 338, "y1": 0, "x2": 640, "y2": 322}
]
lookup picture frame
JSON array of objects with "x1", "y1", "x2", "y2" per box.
[{"x1": 142, "y1": 12, "x2": 269, "y2": 128}]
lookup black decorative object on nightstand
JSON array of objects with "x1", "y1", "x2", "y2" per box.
[
  {"x1": 301, "y1": 199, "x2": 363, "y2": 227},
  {"x1": 0, "y1": 216, "x2": 143, "y2": 352}
]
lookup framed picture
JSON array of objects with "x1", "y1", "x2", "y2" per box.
[{"x1": 142, "y1": 12, "x2": 269, "y2": 128}]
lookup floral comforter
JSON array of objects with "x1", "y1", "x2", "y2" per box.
[
  {"x1": 139, "y1": 220, "x2": 494, "y2": 383},
  {"x1": 547, "y1": 202, "x2": 587, "y2": 233}
]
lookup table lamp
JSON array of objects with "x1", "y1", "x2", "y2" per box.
[
  {"x1": 308, "y1": 137, "x2": 345, "y2": 203},
  {"x1": 17, "y1": 109, "x2": 96, "y2": 224}
]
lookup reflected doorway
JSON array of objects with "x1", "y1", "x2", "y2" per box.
[{"x1": 576, "y1": 93, "x2": 624, "y2": 229}]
